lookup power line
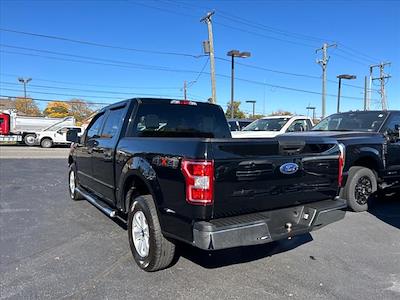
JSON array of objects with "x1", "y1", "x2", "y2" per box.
[
  {"x1": 0, "y1": 81, "x2": 182, "y2": 96},
  {"x1": 0, "y1": 28, "x2": 204, "y2": 58},
  {"x1": 165, "y1": 0, "x2": 381, "y2": 64},
  {"x1": 0, "y1": 87, "x2": 184, "y2": 100},
  {"x1": 0, "y1": 49, "x2": 377, "y2": 101},
  {"x1": 1, "y1": 44, "x2": 376, "y2": 92},
  {"x1": 0, "y1": 73, "x2": 180, "y2": 90}
]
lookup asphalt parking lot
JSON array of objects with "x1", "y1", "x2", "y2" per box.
[{"x1": 0, "y1": 146, "x2": 399, "y2": 299}]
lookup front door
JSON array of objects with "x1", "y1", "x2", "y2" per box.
[
  {"x1": 91, "y1": 105, "x2": 127, "y2": 204},
  {"x1": 75, "y1": 112, "x2": 106, "y2": 189}
]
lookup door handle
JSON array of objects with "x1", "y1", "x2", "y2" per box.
[{"x1": 103, "y1": 150, "x2": 113, "y2": 161}]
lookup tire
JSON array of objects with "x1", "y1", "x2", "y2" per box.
[
  {"x1": 24, "y1": 134, "x2": 36, "y2": 146},
  {"x1": 68, "y1": 164, "x2": 83, "y2": 201},
  {"x1": 41, "y1": 138, "x2": 53, "y2": 148},
  {"x1": 341, "y1": 166, "x2": 377, "y2": 212},
  {"x1": 127, "y1": 194, "x2": 175, "y2": 272}
]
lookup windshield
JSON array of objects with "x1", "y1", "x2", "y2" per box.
[
  {"x1": 243, "y1": 117, "x2": 290, "y2": 131},
  {"x1": 313, "y1": 112, "x2": 388, "y2": 132}
]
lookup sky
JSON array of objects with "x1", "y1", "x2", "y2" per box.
[{"x1": 0, "y1": 0, "x2": 399, "y2": 117}]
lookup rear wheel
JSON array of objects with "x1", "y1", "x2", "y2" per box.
[
  {"x1": 23, "y1": 134, "x2": 36, "y2": 146},
  {"x1": 341, "y1": 166, "x2": 377, "y2": 212},
  {"x1": 41, "y1": 138, "x2": 53, "y2": 148},
  {"x1": 127, "y1": 194, "x2": 175, "y2": 272}
]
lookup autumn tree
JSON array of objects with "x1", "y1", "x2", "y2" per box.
[
  {"x1": 15, "y1": 97, "x2": 41, "y2": 116},
  {"x1": 225, "y1": 101, "x2": 246, "y2": 119},
  {"x1": 43, "y1": 101, "x2": 70, "y2": 118},
  {"x1": 68, "y1": 99, "x2": 94, "y2": 123}
]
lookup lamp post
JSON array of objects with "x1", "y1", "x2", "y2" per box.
[
  {"x1": 246, "y1": 100, "x2": 256, "y2": 118},
  {"x1": 337, "y1": 74, "x2": 356, "y2": 113},
  {"x1": 306, "y1": 106, "x2": 316, "y2": 122},
  {"x1": 227, "y1": 50, "x2": 251, "y2": 119},
  {"x1": 18, "y1": 77, "x2": 32, "y2": 98}
]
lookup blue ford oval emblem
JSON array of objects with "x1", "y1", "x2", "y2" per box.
[{"x1": 280, "y1": 163, "x2": 299, "y2": 175}]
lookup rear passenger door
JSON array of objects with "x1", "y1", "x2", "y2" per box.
[
  {"x1": 384, "y1": 114, "x2": 400, "y2": 176},
  {"x1": 91, "y1": 104, "x2": 128, "y2": 204}
]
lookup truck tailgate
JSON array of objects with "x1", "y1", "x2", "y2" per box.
[{"x1": 210, "y1": 138, "x2": 340, "y2": 218}]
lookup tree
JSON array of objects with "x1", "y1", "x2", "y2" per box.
[
  {"x1": 269, "y1": 110, "x2": 293, "y2": 116},
  {"x1": 68, "y1": 99, "x2": 94, "y2": 123},
  {"x1": 15, "y1": 97, "x2": 41, "y2": 116},
  {"x1": 43, "y1": 101, "x2": 70, "y2": 118},
  {"x1": 225, "y1": 101, "x2": 246, "y2": 119}
]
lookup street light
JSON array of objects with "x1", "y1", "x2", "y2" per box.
[
  {"x1": 227, "y1": 50, "x2": 251, "y2": 119},
  {"x1": 306, "y1": 106, "x2": 316, "y2": 121},
  {"x1": 18, "y1": 77, "x2": 32, "y2": 98},
  {"x1": 246, "y1": 100, "x2": 256, "y2": 118},
  {"x1": 337, "y1": 74, "x2": 356, "y2": 113}
]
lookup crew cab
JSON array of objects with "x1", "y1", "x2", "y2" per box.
[
  {"x1": 286, "y1": 110, "x2": 400, "y2": 212},
  {"x1": 232, "y1": 115, "x2": 314, "y2": 138},
  {"x1": 67, "y1": 98, "x2": 346, "y2": 272}
]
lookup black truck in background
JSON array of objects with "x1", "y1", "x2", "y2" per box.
[
  {"x1": 285, "y1": 110, "x2": 400, "y2": 212},
  {"x1": 67, "y1": 98, "x2": 346, "y2": 272}
]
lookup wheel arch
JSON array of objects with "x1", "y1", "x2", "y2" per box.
[{"x1": 118, "y1": 157, "x2": 164, "y2": 216}]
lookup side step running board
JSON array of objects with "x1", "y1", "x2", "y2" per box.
[{"x1": 75, "y1": 187, "x2": 117, "y2": 218}]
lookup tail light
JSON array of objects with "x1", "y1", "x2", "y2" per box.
[
  {"x1": 338, "y1": 143, "x2": 345, "y2": 187},
  {"x1": 181, "y1": 159, "x2": 214, "y2": 205}
]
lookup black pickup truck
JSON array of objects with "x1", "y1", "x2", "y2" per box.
[
  {"x1": 286, "y1": 110, "x2": 400, "y2": 212},
  {"x1": 67, "y1": 98, "x2": 346, "y2": 271}
]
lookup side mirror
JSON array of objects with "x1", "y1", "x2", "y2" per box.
[{"x1": 66, "y1": 129, "x2": 80, "y2": 143}]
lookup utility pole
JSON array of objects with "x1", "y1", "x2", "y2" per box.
[
  {"x1": 316, "y1": 43, "x2": 336, "y2": 118},
  {"x1": 370, "y1": 62, "x2": 391, "y2": 110},
  {"x1": 201, "y1": 11, "x2": 216, "y2": 104},
  {"x1": 183, "y1": 80, "x2": 187, "y2": 100}
]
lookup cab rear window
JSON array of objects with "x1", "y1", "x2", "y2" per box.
[{"x1": 129, "y1": 103, "x2": 231, "y2": 138}]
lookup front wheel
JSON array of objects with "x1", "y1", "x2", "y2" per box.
[
  {"x1": 341, "y1": 166, "x2": 377, "y2": 212},
  {"x1": 41, "y1": 138, "x2": 53, "y2": 148},
  {"x1": 127, "y1": 194, "x2": 175, "y2": 272},
  {"x1": 68, "y1": 165, "x2": 83, "y2": 200}
]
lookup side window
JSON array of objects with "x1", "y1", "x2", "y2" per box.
[
  {"x1": 87, "y1": 113, "x2": 105, "y2": 140},
  {"x1": 100, "y1": 107, "x2": 125, "y2": 139},
  {"x1": 287, "y1": 120, "x2": 307, "y2": 132},
  {"x1": 386, "y1": 115, "x2": 400, "y2": 131}
]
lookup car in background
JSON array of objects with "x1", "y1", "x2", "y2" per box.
[
  {"x1": 35, "y1": 125, "x2": 82, "y2": 148},
  {"x1": 309, "y1": 110, "x2": 400, "y2": 211},
  {"x1": 227, "y1": 118, "x2": 253, "y2": 131},
  {"x1": 232, "y1": 115, "x2": 314, "y2": 138}
]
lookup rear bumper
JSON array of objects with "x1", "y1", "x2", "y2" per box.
[{"x1": 193, "y1": 198, "x2": 346, "y2": 250}]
